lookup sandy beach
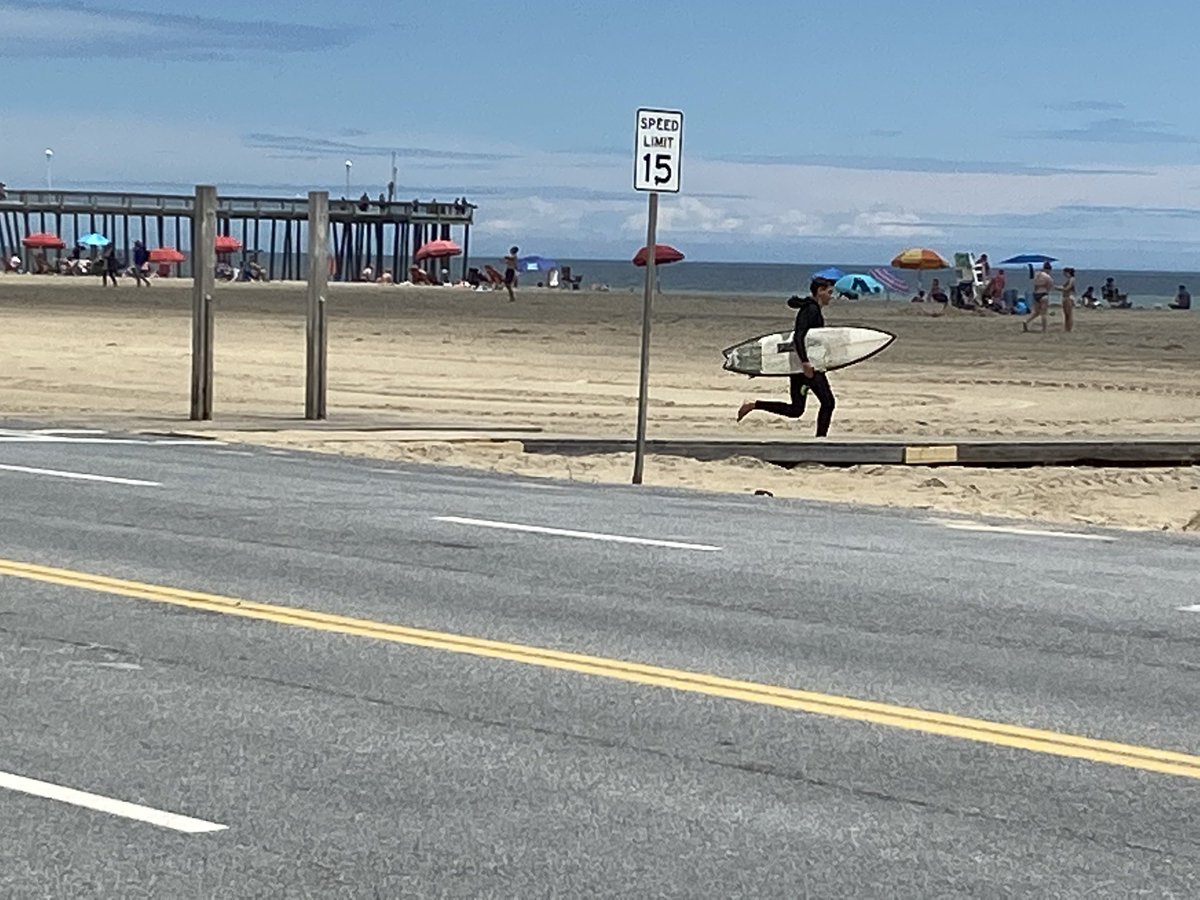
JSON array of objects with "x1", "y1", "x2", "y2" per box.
[{"x1": 2, "y1": 274, "x2": 1199, "y2": 532}]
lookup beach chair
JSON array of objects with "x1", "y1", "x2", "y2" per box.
[
  {"x1": 952, "y1": 252, "x2": 986, "y2": 308},
  {"x1": 560, "y1": 265, "x2": 582, "y2": 290},
  {"x1": 483, "y1": 264, "x2": 505, "y2": 286}
]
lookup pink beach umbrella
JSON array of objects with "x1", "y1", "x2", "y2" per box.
[{"x1": 415, "y1": 239, "x2": 463, "y2": 261}]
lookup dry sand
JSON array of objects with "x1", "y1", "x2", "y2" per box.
[{"x1": 3, "y1": 274, "x2": 1199, "y2": 532}]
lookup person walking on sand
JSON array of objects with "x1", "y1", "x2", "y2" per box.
[
  {"x1": 131, "y1": 240, "x2": 151, "y2": 287},
  {"x1": 1023, "y1": 260, "x2": 1053, "y2": 332},
  {"x1": 736, "y1": 277, "x2": 837, "y2": 437},
  {"x1": 503, "y1": 246, "x2": 519, "y2": 302},
  {"x1": 1057, "y1": 266, "x2": 1076, "y2": 332},
  {"x1": 101, "y1": 244, "x2": 120, "y2": 287}
]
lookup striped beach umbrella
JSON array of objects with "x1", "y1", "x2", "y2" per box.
[{"x1": 891, "y1": 247, "x2": 949, "y2": 270}]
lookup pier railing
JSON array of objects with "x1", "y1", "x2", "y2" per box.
[{"x1": 0, "y1": 187, "x2": 476, "y2": 282}]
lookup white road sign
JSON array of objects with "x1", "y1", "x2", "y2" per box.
[{"x1": 634, "y1": 108, "x2": 683, "y2": 193}]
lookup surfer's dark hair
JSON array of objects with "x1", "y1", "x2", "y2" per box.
[{"x1": 810, "y1": 277, "x2": 834, "y2": 294}]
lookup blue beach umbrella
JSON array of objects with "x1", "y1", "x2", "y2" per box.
[
  {"x1": 999, "y1": 253, "x2": 1056, "y2": 265},
  {"x1": 834, "y1": 273, "x2": 886, "y2": 297},
  {"x1": 812, "y1": 266, "x2": 845, "y2": 281},
  {"x1": 518, "y1": 254, "x2": 557, "y2": 272},
  {"x1": 77, "y1": 232, "x2": 111, "y2": 247}
]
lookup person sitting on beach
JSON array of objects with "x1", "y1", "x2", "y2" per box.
[
  {"x1": 1101, "y1": 276, "x2": 1130, "y2": 308},
  {"x1": 361, "y1": 264, "x2": 373, "y2": 282},
  {"x1": 983, "y1": 269, "x2": 1006, "y2": 305},
  {"x1": 911, "y1": 289, "x2": 927, "y2": 303},
  {"x1": 1080, "y1": 286, "x2": 1099, "y2": 308},
  {"x1": 409, "y1": 265, "x2": 432, "y2": 285},
  {"x1": 928, "y1": 278, "x2": 949, "y2": 304},
  {"x1": 1171, "y1": 284, "x2": 1191, "y2": 310}
]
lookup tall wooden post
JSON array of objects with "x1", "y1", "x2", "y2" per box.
[
  {"x1": 190, "y1": 185, "x2": 217, "y2": 420},
  {"x1": 305, "y1": 191, "x2": 329, "y2": 419}
]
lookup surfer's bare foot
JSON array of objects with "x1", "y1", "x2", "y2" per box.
[{"x1": 736, "y1": 400, "x2": 756, "y2": 422}]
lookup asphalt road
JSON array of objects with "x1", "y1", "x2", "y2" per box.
[{"x1": 1, "y1": 424, "x2": 1198, "y2": 898}]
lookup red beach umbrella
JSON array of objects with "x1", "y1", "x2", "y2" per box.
[
  {"x1": 149, "y1": 247, "x2": 185, "y2": 263},
  {"x1": 22, "y1": 232, "x2": 66, "y2": 250},
  {"x1": 632, "y1": 243, "x2": 684, "y2": 266},
  {"x1": 215, "y1": 234, "x2": 242, "y2": 254},
  {"x1": 415, "y1": 238, "x2": 462, "y2": 261}
]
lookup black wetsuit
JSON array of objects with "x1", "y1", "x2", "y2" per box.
[{"x1": 754, "y1": 295, "x2": 836, "y2": 437}]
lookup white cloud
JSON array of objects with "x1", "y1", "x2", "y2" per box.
[
  {"x1": 621, "y1": 197, "x2": 743, "y2": 235},
  {"x1": 834, "y1": 210, "x2": 942, "y2": 239}
]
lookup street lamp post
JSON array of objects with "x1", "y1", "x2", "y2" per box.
[
  {"x1": 45, "y1": 148, "x2": 53, "y2": 190},
  {"x1": 344, "y1": 160, "x2": 352, "y2": 196}
]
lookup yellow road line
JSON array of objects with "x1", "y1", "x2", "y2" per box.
[{"x1": 3, "y1": 557, "x2": 1199, "y2": 780}]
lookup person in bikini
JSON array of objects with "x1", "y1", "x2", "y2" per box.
[
  {"x1": 1056, "y1": 266, "x2": 1076, "y2": 332},
  {"x1": 1023, "y1": 260, "x2": 1053, "y2": 333}
]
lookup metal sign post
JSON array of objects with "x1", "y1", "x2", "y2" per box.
[{"x1": 631, "y1": 108, "x2": 683, "y2": 485}]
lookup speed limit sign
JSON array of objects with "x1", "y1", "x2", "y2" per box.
[{"x1": 634, "y1": 108, "x2": 682, "y2": 193}]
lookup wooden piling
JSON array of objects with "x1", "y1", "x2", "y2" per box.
[
  {"x1": 190, "y1": 185, "x2": 217, "y2": 421},
  {"x1": 305, "y1": 191, "x2": 329, "y2": 419}
]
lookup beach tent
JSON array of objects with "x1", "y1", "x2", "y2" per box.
[{"x1": 834, "y1": 273, "x2": 885, "y2": 298}]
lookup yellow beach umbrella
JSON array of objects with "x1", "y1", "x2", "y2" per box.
[
  {"x1": 891, "y1": 247, "x2": 949, "y2": 292},
  {"x1": 891, "y1": 247, "x2": 949, "y2": 270}
]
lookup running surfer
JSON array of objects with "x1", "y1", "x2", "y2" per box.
[{"x1": 736, "y1": 276, "x2": 837, "y2": 437}]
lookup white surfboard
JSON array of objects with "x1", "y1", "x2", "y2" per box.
[{"x1": 722, "y1": 326, "x2": 895, "y2": 376}]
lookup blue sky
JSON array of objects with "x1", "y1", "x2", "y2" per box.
[{"x1": 3, "y1": 0, "x2": 1200, "y2": 266}]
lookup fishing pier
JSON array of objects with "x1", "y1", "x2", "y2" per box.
[{"x1": 0, "y1": 188, "x2": 476, "y2": 282}]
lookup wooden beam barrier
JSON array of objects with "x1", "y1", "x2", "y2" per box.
[{"x1": 517, "y1": 438, "x2": 1200, "y2": 469}]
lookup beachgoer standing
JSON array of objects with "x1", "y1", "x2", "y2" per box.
[
  {"x1": 132, "y1": 240, "x2": 151, "y2": 287},
  {"x1": 503, "y1": 246, "x2": 518, "y2": 302},
  {"x1": 1024, "y1": 261, "x2": 1053, "y2": 332},
  {"x1": 101, "y1": 244, "x2": 120, "y2": 287},
  {"x1": 736, "y1": 277, "x2": 837, "y2": 437},
  {"x1": 1057, "y1": 266, "x2": 1076, "y2": 332}
]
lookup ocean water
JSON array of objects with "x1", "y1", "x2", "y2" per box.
[{"x1": 548, "y1": 259, "x2": 1200, "y2": 309}]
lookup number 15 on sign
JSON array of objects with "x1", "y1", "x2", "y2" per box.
[{"x1": 634, "y1": 108, "x2": 682, "y2": 193}]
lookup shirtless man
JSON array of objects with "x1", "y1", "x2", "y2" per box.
[
  {"x1": 503, "y1": 246, "x2": 519, "y2": 302},
  {"x1": 1023, "y1": 261, "x2": 1053, "y2": 333}
]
